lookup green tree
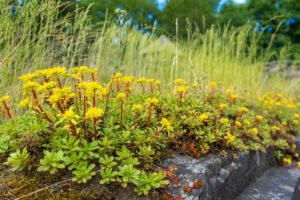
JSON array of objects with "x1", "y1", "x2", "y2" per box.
[
  {"x1": 219, "y1": 0, "x2": 300, "y2": 58},
  {"x1": 159, "y1": 0, "x2": 219, "y2": 37},
  {"x1": 68, "y1": 0, "x2": 159, "y2": 27}
]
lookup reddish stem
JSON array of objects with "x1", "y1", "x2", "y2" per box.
[
  {"x1": 3, "y1": 102, "x2": 14, "y2": 124},
  {"x1": 150, "y1": 129, "x2": 162, "y2": 138},
  {"x1": 120, "y1": 99, "x2": 123, "y2": 129},
  {"x1": 135, "y1": 113, "x2": 139, "y2": 129},
  {"x1": 93, "y1": 118, "x2": 97, "y2": 140},
  {"x1": 146, "y1": 106, "x2": 152, "y2": 128}
]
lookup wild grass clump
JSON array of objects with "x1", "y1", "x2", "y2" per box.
[
  {"x1": 0, "y1": 66, "x2": 299, "y2": 198},
  {"x1": 0, "y1": 1, "x2": 299, "y2": 100}
]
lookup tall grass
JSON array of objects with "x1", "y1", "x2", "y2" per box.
[{"x1": 0, "y1": 0, "x2": 299, "y2": 98}]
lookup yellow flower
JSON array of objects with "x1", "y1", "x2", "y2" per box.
[
  {"x1": 297, "y1": 162, "x2": 300, "y2": 167},
  {"x1": 192, "y1": 83, "x2": 198, "y2": 87},
  {"x1": 145, "y1": 98, "x2": 159, "y2": 106},
  {"x1": 250, "y1": 128, "x2": 258, "y2": 135},
  {"x1": 231, "y1": 94, "x2": 238, "y2": 100},
  {"x1": 161, "y1": 118, "x2": 173, "y2": 132},
  {"x1": 23, "y1": 81, "x2": 40, "y2": 94},
  {"x1": 86, "y1": 107, "x2": 104, "y2": 119},
  {"x1": 19, "y1": 73, "x2": 37, "y2": 81},
  {"x1": 219, "y1": 104, "x2": 227, "y2": 109},
  {"x1": 235, "y1": 121, "x2": 242, "y2": 127},
  {"x1": 226, "y1": 89, "x2": 232, "y2": 94},
  {"x1": 287, "y1": 104, "x2": 295, "y2": 109},
  {"x1": 48, "y1": 67, "x2": 68, "y2": 77},
  {"x1": 48, "y1": 87, "x2": 72, "y2": 105},
  {"x1": 282, "y1": 122, "x2": 288, "y2": 126},
  {"x1": 61, "y1": 108, "x2": 80, "y2": 124},
  {"x1": 135, "y1": 78, "x2": 147, "y2": 84},
  {"x1": 177, "y1": 86, "x2": 186, "y2": 93},
  {"x1": 244, "y1": 120, "x2": 251, "y2": 126},
  {"x1": 37, "y1": 81, "x2": 56, "y2": 92},
  {"x1": 132, "y1": 104, "x2": 143, "y2": 112},
  {"x1": 78, "y1": 82, "x2": 89, "y2": 90},
  {"x1": 275, "y1": 102, "x2": 281, "y2": 107},
  {"x1": 174, "y1": 78, "x2": 184, "y2": 84},
  {"x1": 35, "y1": 69, "x2": 50, "y2": 78},
  {"x1": 99, "y1": 88, "x2": 109, "y2": 97},
  {"x1": 239, "y1": 107, "x2": 248, "y2": 113},
  {"x1": 86, "y1": 82, "x2": 103, "y2": 95},
  {"x1": 0, "y1": 96, "x2": 10, "y2": 104},
  {"x1": 146, "y1": 78, "x2": 155, "y2": 83},
  {"x1": 293, "y1": 120, "x2": 299, "y2": 125},
  {"x1": 220, "y1": 118, "x2": 229, "y2": 124},
  {"x1": 224, "y1": 132, "x2": 236, "y2": 144},
  {"x1": 273, "y1": 126, "x2": 281, "y2": 131},
  {"x1": 240, "y1": 96, "x2": 245, "y2": 101},
  {"x1": 295, "y1": 114, "x2": 299, "y2": 119},
  {"x1": 292, "y1": 144, "x2": 296, "y2": 149},
  {"x1": 199, "y1": 113, "x2": 209, "y2": 121},
  {"x1": 122, "y1": 76, "x2": 134, "y2": 83},
  {"x1": 86, "y1": 68, "x2": 98, "y2": 74},
  {"x1": 116, "y1": 93, "x2": 126, "y2": 99},
  {"x1": 210, "y1": 82, "x2": 217, "y2": 88},
  {"x1": 283, "y1": 157, "x2": 292, "y2": 165},
  {"x1": 18, "y1": 97, "x2": 30, "y2": 108},
  {"x1": 256, "y1": 115, "x2": 263, "y2": 121},
  {"x1": 155, "y1": 80, "x2": 161, "y2": 85},
  {"x1": 295, "y1": 153, "x2": 299, "y2": 158}
]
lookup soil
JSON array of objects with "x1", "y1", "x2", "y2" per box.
[{"x1": 0, "y1": 162, "x2": 161, "y2": 200}]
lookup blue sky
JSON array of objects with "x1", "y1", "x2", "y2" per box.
[{"x1": 157, "y1": 0, "x2": 247, "y2": 10}]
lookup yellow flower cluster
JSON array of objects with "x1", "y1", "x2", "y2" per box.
[
  {"x1": 18, "y1": 97, "x2": 30, "y2": 108},
  {"x1": 283, "y1": 157, "x2": 292, "y2": 165},
  {"x1": 132, "y1": 104, "x2": 143, "y2": 112},
  {"x1": 161, "y1": 118, "x2": 173, "y2": 132},
  {"x1": 48, "y1": 87, "x2": 74, "y2": 105},
  {"x1": 62, "y1": 108, "x2": 80, "y2": 124},
  {"x1": 226, "y1": 89, "x2": 232, "y2": 94},
  {"x1": 145, "y1": 98, "x2": 159, "y2": 106},
  {"x1": 219, "y1": 104, "x2": 227, "y2": 110},
  {"x1": 177, "y1": 86, "x2": 187, "y2": 93},
  {"x1": 37, "y1": 81, "x2": 56, "y2": 92},
  {"x1": 273, "y1": 126, "x2": 281, "y2": 131},
  {"x1": 199, "y1": 113, "x2": 209, "y2": 121},
  {"x1": 220, "y1": 118, "x2": 229, "y2": 124},
  {"x1": 174, "y1": 78, "x2": 185, "y2": 84},
  {"x1": 210, "y1": 82, "x2": 217, "y2": 88},
  {"x1": 256, "y1": 115, "x2": 263, "y2": 121},
  {"x1": 23, "y1": 81, "x2": 40, "y2": 94},
  {"x1": 239, "y1": 107, "x2": 248, "y2": 113},
  {"x1": 224, "y1": 132, "x2": 235, "y2": 144},
  {"x1": 122, "y1": 76, "x2": 134, "y2": 83},
  {"x1": 0, "y1": 95, "x2": 10, "y2": 104},
  {"x1": 135, "y1": 78, "x2": 147, "y2": 84},
  {"x1": 250, "y1": 128, "x2": 258, "y2": 135},
  {"x1": 86, "y1": 108, "x2": 104, "y2": 120},
  {"x1": 146, "y1": 79, "x2": 155, "y2": 83},
  {"x1": 116, "y1": 93, "x2": 126, "y2": 99}
]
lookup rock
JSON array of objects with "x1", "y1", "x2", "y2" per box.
[
  {"x1": 162, "y1": 148, "x2": 276, "y2": 200},
  {"x1": 292, "y1": 177, "x2": 300, "y2": 200},
  {"x1": 237, "y1": 166, "x2": 300, "y2": 200},
  {"x1": 294, "y1": 136, "x2": 300, "y2": 161}
]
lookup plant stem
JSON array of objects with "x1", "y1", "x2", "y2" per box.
[
  {"x1": 3, "y1": 102, "x2": 14, "y2": 124},
  {"x1": 135, "y1": 112, "x2": 139, "y2": 129},
  {"x1": 146, "y1": 106, "x2": 152, "y2": 128},
  {"x1": 120, "y1": 99, "x2": 123, "y2": 129}
]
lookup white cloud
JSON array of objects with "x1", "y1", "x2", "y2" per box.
[{"x1": 234, "y1": 0, "x2": 247, "y2": 4}]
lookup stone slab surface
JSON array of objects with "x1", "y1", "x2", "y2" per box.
[
  {"x1": 162, "y1": 148, "x2": 276, "y2": 200},
  {"x1": 236, "y1": 166, "x2": 300, "y2": 200}
]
